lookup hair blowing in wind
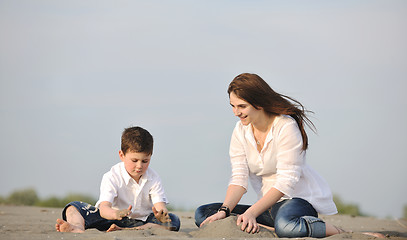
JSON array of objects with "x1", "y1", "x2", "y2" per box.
[{"x1": 228, "y1": 73, "x2": 316, "y2": 150}]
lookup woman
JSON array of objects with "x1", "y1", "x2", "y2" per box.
[{"x1": 195, "y1": 73, "x2": 344, "y2": 238}]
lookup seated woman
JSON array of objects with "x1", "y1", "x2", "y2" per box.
[{"x1": 195, "y1": 73, "x2": 383, "y2": 238}]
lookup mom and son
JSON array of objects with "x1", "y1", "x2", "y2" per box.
[{"x1": 56, "y1": 73, "x2": 354, "y2": 238}]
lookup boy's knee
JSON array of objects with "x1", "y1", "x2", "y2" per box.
[
  {"x1": 62, "y1": 201, "x2": 92, "y2": 221},
  {"x1": 168, "y1": 213, "x2": 181, "y2": 231},
  {"x1": 62, "y1": 202, "x2": 80, "y2": 221},
  {"x1": 66, "y1": 205, "x2": 79, "y2": 214}
]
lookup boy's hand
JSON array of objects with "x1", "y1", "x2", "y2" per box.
[
  {"x1": 152, "y1": 206, "x2": 171, "y2": 223},
  {"x1": 116, "y1": 205, "x2": 132, "y2": 220}
]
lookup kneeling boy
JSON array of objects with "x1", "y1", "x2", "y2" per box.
[{"x1": 55, "y1": 126, "x2": 180, "y2": 232}]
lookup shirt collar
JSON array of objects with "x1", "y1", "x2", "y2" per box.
[
  {"x1": 244, "y1": 123, "x2": 275, "y2": 147},
  {"x1": 244, "y1": 123, "x2": 257, "y2": 147},
  {"x1": 120, "y1": 162, "x2": 132, "y2": 185},
  {"x1": 120, "y1": 163, "x2": 152, "y2": 185}
]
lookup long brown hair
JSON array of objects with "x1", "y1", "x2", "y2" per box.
[{"x1": 228, "y1": 73, "x2": 315, "y2": 150}]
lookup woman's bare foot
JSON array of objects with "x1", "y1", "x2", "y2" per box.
[
  {"x1": 326, "y1": 223, "x2": 385, "y2": 238},
  {"x1": 55, "y1": 219, "x2": 84, "y2": 233},
  {"x1": 362, "y1": 232, "x2": 386, "y2": 238}
]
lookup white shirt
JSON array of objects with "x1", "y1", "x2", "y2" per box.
[
  {"x1": 229, "y1": 115, "x2": 337, "y2": 215},
  {"x1": 95, "y1": 162, "x2": 168, "y2": 221}
]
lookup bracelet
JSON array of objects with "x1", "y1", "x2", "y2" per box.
[{"x1": 217, "y1": 206, "x2": 231, "y2": 217}]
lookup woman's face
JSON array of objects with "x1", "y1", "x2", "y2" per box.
[{"x1": 229, "y1": 92, "x2": 262, "y2": 126}]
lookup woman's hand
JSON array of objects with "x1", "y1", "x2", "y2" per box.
[
  {"x1": 237, "y1": 211, "x2": 259, "y2": 234},
  {"x1": 235, "y1": 187, "x2": 283, "y2": 233},
  {"x1": 200, "y1": 211, "x2": 226, "y2": 227}
]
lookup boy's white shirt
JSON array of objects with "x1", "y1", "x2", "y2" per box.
[{"x1": 96, "y1": 162, "x2": 168, "y2": 221}]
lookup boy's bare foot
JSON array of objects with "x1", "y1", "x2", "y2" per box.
[
  {"x1": 55, "y1": 219, "x2": 84, "y2": 233},
  {"x1": 107, "y1": 223, "x2": 160, "y2": 232},
  {"x1": 106, "y1": 223, "x2": 124, "y2": 232}
]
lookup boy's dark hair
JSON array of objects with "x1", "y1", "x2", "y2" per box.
[{"x1": 121, "y1": 126, "x2": 154, "y2": 155}]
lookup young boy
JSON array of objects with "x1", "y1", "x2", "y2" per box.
[{"x1": 55, "y1": 126, "x2": 180, "y2": 232}]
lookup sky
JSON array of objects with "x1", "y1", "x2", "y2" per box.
[{"x1": 0, "y1": 0, "x2": 406, "y2": 218}]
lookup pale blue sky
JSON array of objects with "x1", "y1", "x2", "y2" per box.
[{"x1": 0, "y1": 0, "x2": 406, "y2": 218}]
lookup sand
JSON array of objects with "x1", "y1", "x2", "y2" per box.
[{"x1": 0, "y1": 205, "x2": 406, "y2": 240}]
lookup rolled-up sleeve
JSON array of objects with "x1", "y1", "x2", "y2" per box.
[
  {"x1": 228, "y1": 123, "x2": 249, "y2": 191},
  {"x1": 96, "y1": 172, "x2": 118, "y2": 207},
  {"x1": 149, "y1": 176, "x2": 168, "y2": 205},
  {"x1": 273, "y1": 121, "x2": 304, "y2": 197}
]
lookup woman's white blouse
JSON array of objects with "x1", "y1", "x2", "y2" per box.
[{"x1": 229, "y1": 115, "x2": 338, "y2": 215}]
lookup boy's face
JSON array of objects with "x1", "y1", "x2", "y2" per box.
[{"x1": 119, "y1": 150, "x2": 151, "y2": 182}]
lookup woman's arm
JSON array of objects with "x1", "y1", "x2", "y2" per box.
[
  {"x1": 223, "y1": 184, "x2": 247, "y2": 211},
  {"x1": 99, "y1": 201, "x2": 132, "y2": 220},
  {"x1": 200, "y1": 184, "x2": 246, "y2": 226}
]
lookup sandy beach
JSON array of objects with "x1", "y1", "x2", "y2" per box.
[{"x1": 0, "y1": 205, "x2": 406, "y2": 240}]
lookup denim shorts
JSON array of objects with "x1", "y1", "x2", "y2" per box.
[
  {"x1": 63, "y1": 201, "x2": 180, "y2": 231},
  {"x1": 195, "y1": 198, "x2": 326, "y2": 238}
]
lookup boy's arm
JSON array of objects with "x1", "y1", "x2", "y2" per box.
[{"x1": 99, "y1": 201, "x2": 132, "y2": 220}]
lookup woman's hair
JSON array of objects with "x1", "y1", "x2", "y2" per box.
[
  {"x1": 228, "y1": 73, "x2": 315, "y2": 150},
  {"x1": 121, "y1": 126, "x2": 154, "y2": 155}
]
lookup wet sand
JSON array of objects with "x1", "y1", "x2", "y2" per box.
[{"x1": 0, "y1": 205, "x2": 406, "y2": 239}]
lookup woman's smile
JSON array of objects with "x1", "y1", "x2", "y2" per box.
[{"x1": 239, "y1": 115, "x2": 248, "y2": 121}]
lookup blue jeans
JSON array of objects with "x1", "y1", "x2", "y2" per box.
[
  {"x1": 195, "y1": 198, "x2": 326, "y2": 238},
  {"x1": 63, "y1": 201, "x2": 180, "y2": 231}
]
